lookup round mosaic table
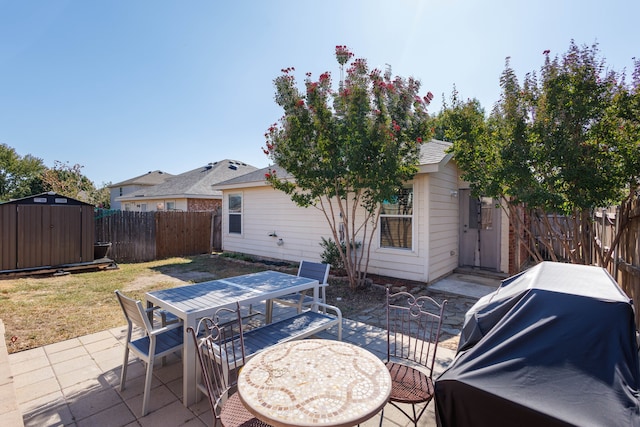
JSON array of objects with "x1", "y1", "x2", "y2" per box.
[{"x1": 237, "y1": 339, "x2": 392, "y2": 427}]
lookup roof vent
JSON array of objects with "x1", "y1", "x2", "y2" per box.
[{"x1": 228, "y1": 164, "x2": 238, "y2": 170}]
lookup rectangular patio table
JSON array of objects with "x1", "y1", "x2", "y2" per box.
[{"x1": 145, "y1": 270, "x2": 320, "y2": 406}]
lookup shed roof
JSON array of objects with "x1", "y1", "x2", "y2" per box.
[
  {"x1": 1, "y1": 191, "x2": 93, "y2": 206},
  {"x1": 118, "y1": 160, "x2": 257, "y2": 201}
]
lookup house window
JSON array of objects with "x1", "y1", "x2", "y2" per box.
[
  {"x1": 140, "y1": 203, "x2": 147, "y2": 212},
  {"x1": 228, "y1": 193, "x2": 242, "y2": 234},
  {"x1": 119, "y1": 187, "x2": 123, "y2": 196},
  {"x1": 380, "y1": 185, "x2": 413, "y2": 249},
  {"x1": 156, "y1": 202, "x2": 164, "y2": 211},
  {"x1": 166, "y1": 201, "x2": 176, "y2": 211}
]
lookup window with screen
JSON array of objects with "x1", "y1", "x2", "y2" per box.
[
  {"x1": 380, "y1": 185, "x2": 413, "y2": 249},
  {"x1": 228, "y1": 193, "x2": 242, "y2": 234}
]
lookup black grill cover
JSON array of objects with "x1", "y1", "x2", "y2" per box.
[{"x1": 435, "y1": 262, "x2": 640, "y2": 427}]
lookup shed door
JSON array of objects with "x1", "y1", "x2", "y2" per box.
[
  {"x1": 459, "y1": 189, "x2": 501, "y2": 271},
  {"x1": 17, "y1": 205, "x2": 83, "y2": 268}
]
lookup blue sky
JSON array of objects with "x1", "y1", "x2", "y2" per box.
[{"x1": 1, "y1": 0, "x2": 638, "y2": 187}]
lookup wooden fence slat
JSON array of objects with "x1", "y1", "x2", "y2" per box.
[{"x1": 95, "y1": 210, "x2": 219, "y2": 263}]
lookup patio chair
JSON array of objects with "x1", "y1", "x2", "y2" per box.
[
  {"x1": 115, "y1": 290, "x2": 184, "y2": 417},
  {"x1": 380, "y1": 288, "x2": 447, "y2": 427},
  {"x1": 272, "y1": 260, "x2": 330, "y2": 313},
  {"x1": 188, "y1": 304, "x2": 271, "y2": 427}
]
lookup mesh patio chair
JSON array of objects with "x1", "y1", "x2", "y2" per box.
[
  {"x1": 188, "y1": 303, "x2": 271, "y2": 427},
  {"x1": 380, "y1": 288, "x2": 447, "y2": 427},
  {"x1": 272, "y1": 260, "x2": 330, "y2": 313},
  {"x1": 115, "y1": 290, "x2": 184, "y2": 417}
]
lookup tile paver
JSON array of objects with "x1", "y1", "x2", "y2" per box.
[{"x1": 3, "y1": 273, "x2": 497, "y2": 427}]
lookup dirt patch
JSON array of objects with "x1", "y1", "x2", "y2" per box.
[
  {"x1": 122, "y1": 255, "x2": 467, "y2": 351},
  {"x1": 124, "y1": 271, "x2": 217, "y2": 292}
]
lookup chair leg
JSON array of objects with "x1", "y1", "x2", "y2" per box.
[
  {"x1": 141, "y1": 357, "x2": 154, "y2": 417},
  {"x1": 389, "y1": 401, "x2": 429, "y2": 427},
  {"x1": 413, "y1": 401, "x2": 430, "y2": 427},
  {"x1": 120, "y1": 346, "x2": 130, "y2": 391}
]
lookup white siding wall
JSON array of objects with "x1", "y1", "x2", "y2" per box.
[
  {"x1": 363, "y1": 177, "x2": 427, "y2": 282},
  {"x1": 122, "y1": 198, "x2": 187, "y2": 212},
  {"x1": 223, "y1": 188, "x2": 334, "y2": 263},
  {"x1": 222, "y1": 162, "x2": 461, "y2": 282},
  {"x1": 111, "y1": 184, "x2": 147, "y2": 210},
  {"x1": 427, "y1": 162, "x2": 460, "y2": 282}
]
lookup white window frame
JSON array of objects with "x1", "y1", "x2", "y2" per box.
[
  {"x1": 228, "y1": 193, "x2": 242, "y2": 234},
  {"x1": 379, "y1": 185, "x2": 414, "y2": 250}
]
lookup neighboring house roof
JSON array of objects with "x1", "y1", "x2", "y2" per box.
[
  {"x1": 213, "y1": 139, "x2": 453, "y2": 190},
  {"x1": 109, "y1": 170, "x2": 174, "y2": 188},
  {"x1": 117, "y1": 160, "x2": 258, "y2": 201}
]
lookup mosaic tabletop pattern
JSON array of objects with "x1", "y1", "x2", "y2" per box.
[{"x1": 238, "y1": 339, "x2": 392, "y2": 427}]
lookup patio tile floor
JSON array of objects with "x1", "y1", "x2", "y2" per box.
[
  {"x1": 4, "y1": 270, "x2": 503, "y2": 427},
  {"x1": 6, "y1": 303, "x2": 458, "y2": 427}
]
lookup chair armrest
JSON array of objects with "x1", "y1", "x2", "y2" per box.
[
  {"x1": 148, "y1": 319, "x2": 184, "y2": 336},
  {"x1": 311, "y1": 302, "x2": 342, "y2": 321},
  {"x1": 146, "y1": 305, "x2": 180, "y2": 326}
]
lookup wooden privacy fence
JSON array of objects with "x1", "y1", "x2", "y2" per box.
[
  {"x1": 95, "y1": 210, "x2": 221, "y2": 263},
  {"x1": 530, "y1": 197, "x2": 640, "y2": 331},
  {"x1": 592, "y1": 200, "x2": 640, "y2": 332}
]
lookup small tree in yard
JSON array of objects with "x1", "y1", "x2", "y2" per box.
[
  {"x1": 42, "y1": 160, "x2": 109, "y2": 207},
  {"x1": 263, "y1": 46, "x2": 434, "y2": 290},
  {"x1": 441, "y1": 41, "x2": 639, "y2": 267}
]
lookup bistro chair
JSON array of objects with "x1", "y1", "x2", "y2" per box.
[
  {"x1": 380, "y1": 288, "x2": 447, "y2": 427},
  {"x1": 188, "y1": 304, "x2": 271, "y2": 427},
  {"x1": 115, "y1": 290, "x2": 184, "y2": 417},
  {"x1": 272, "y1": 260, "x2": 330, "y2": 313}
]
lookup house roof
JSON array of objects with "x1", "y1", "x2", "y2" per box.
[
  {"x1": 417, "y1": 139, "x2": 453, "y2": 173},
  {"x1": 109, "y1": 170, "x2": 174, "y2": 188},
  {"x1": 419, "y1": 139, "x2": 452, "y2": 164},
  {"x1": 213, "y1": 139, "x2": 453, "y2": 190},
  {"x1": 117, "y1": 160, "x2": 257, "y2": 201}
]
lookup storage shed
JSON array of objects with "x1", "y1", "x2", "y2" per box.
[{"x1": 0, "y1": 192, "x2": 95, "y2": 272}]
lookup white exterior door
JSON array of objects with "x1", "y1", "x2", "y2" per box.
[{"x1": 459, "y1": 189, "x2": 501, "y2": 271}]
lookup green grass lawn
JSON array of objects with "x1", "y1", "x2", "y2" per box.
[{"x1": 0, "y1": 254, "x2": 271, "y2": 353}]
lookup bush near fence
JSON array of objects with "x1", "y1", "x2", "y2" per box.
[{"x1": 95, "y1": 210, "x2": 221, "y2": 263}]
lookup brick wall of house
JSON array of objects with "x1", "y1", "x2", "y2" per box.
[{"x1": 187, "y1": 199, "x2": 221, "y2": 212}]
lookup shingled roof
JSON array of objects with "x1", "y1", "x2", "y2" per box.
[
  {"x1": 118, "y1": 160, "x2": 257, "y2": 200},
  {"x1": 109, "y1": 170, "x2": 174, "y2": 188},
  {"x1": 214, "y1": 139, "x2": 453, "y2": 190}
]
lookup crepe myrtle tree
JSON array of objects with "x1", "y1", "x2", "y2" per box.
[
  {"x1": 263, "y1": 46, "x2": 434, "y2": 290},
  {"x1": 442, "y1": 41, "x2": 639, "y2": 267}
]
